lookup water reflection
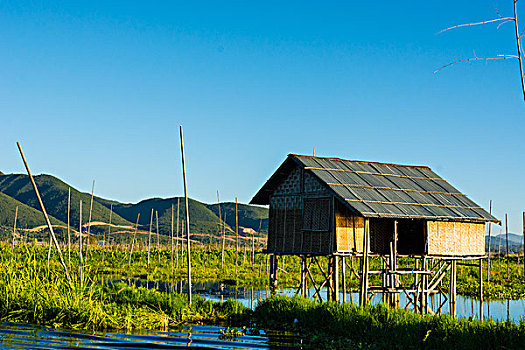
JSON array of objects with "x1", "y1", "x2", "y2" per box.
[{"x1": 0, "y1": 323, "x2": 306, "y2": 349}]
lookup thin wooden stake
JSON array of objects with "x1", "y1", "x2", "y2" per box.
[
  {"x1": 17, "y1": 142, "x2": 71, "y2": 283},
  {"x1": 176, "y1": 198, "x2": 180, "y2": 269},
  {"x1": 102, "y1": 203, "x2": 112, "y2": 263},
  {"x1": 217, "y1": 191, "x2": 224, "y2": 269},
  {"x1": 235, "y1": 197, "x2": 239, "y2": 274},
  {"x1": 171, "y1": 203, "x2": 174, "y2": 274},
  {"x1": 128, "y1": 214, "x2": 140, "y2": 268},
  {"x1": 67, "y1": 188, "x2": 71, "y2": 268},
  {"x1": 506, "y1": 213, "x2": 510, "y2": 279},
  {"x1": 487, "y1": 200, "x2": 492, "y2": 282},
  {"x1": 12, "y1": 206, "x2": 18, "y2": 248},
  {"x1": 523, "y1": 211, "x2": 525, "y2": 278},
  {"x1": 79, "y1": 200, "x2": 83, "y2": 287},
  {"x1": 180, "y1": 125, "x2": 192, "y2": 304},
  {"x1": 86, "y1": 180, "x2": 95, "y2": 255},
  {"x1": 156, "y1": 210, "x2": 160, "y2": 264},
  {"x1": 147, "y1": 208, "x2": 153, "y2": 269}
]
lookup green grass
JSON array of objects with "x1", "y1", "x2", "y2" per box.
[
  {"x1": 252, "y1": 296, "x2": 525, "y2": 349},
  {"x1": 0, "y1": 242, "x2": 248, "y2": 331}
]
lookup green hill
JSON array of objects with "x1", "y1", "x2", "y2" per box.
[
  {"x1": 0, "y1": 174, "x2": 131, "y2": 233},
  {"x1": 96, "y1": 197, "x2": 228, "y2": 241},
  {"x1": 207, "y1": 202, "x2": 268, "y2": 235},
  {"x1": 0, "y1": 191, "x2": 65, "y2": 229}
]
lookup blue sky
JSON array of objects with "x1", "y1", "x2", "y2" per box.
[{"x1": 0, "y1": 1, "x2": 523, "y2": 233}]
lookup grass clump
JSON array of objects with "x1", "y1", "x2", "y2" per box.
[{"x1": 253, "y1": 296, "x2": 525, "y2": 349}]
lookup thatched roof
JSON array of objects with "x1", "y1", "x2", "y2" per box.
[{"x1": 251, "y1": 154, "x2": 499, "y2": 224}]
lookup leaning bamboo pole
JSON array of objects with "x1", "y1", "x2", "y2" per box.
[
  {"x1": 179, "y1": 125, "x2": 192, "y2": 304},
  {"x1": 217, "y1": 191, "x2": 225, "y2": 269},
  {"x1": 17, "y1": 142, "x2": 71, "y2": 283}
]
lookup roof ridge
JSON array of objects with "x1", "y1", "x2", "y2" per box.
[{"x1": 289, "y1": 153, "x2": 431, "y2": 170}]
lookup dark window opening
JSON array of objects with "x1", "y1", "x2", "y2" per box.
[{"x1": 303, "y1": 197, "x2": 330, "y2": 231}]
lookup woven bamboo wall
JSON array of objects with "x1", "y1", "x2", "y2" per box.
[
  {"x1": 268, "y1": 165, "x2": 332, "y2": 254},
  {"x1": 427, "y1": 221, "x2": 485, "y2": 256},
  {"x1": 335, "y1": 201, "x2": 364, "y2": 252}
]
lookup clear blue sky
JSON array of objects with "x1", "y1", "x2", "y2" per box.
[{"x1": 0, "y1": 1, "x2": 523, "y2": 233}]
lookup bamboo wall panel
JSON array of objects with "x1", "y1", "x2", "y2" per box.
[
  {"x1": 427, "y1": 221, "x2": 485, "y2": 256},
  {"x1": 335, "y1": 201, "x2": 364, "y2": 252}
]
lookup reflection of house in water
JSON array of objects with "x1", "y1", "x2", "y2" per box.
[{"x1": 251, "y1": 154, "x2": 499, "y2": 316}]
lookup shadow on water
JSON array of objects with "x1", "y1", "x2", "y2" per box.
[{"x1": 0, "y1": 322, "x2": 306, "y2": 350}]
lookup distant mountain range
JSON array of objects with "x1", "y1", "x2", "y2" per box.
[
  {"x1": 485, "y1": 233, "x2": 524, "y2": 253},
  {"x1": 0, "y1": 172, "x2": 268, "y2": 242}
]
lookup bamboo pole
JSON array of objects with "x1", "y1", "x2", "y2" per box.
[
  {"x1": 86, "y1": 180, "x2": 95, "y2": 255},
  {"x1": 487, "y1": 200, "x2": 492, "y2": 282},
  {"x1": 12, "y1": 206, "x2": 18, "y2": 248},
  {"x1": 176, "y1": 198, "x2": 180, "y2": 269},
  {"x1": 217, "y1": 191, "x2": 224, "y2": 268},
  {"x1": 506, "y1": 214, "x2": 510, "y2": 279},
  {"x1": 102, "y1": 203, "x2": 112, "y2": 263},
  {"x1": 79, "y1": 200, "x2": 83, "y2": 287},
  {"x1": 128, "y1": 214, "x2": 140, "y2": 268},
  {"x1": 67, "y1": 188, "x2": 71, "y2": 268},
  {"x1": 147, "y1": 208, "x2": 153, "y2": 269},
  {"x1": 17, "y1": 142, "x2": 71, "y2": 283},
  {"x1": 235, "y1": 197, "x2": 239, "y2": 274},
  {"x1": 156, "y1": 210, "x2": 160, "y2": 264},
  {"x1": 253, "y1": 218, "x2": 260, "y2": 268},
  {"x1": 171, "y1": 203, "x2": 174, "y2": 274},
  {"x1": 179, "y1": 125, "x2": 192, "y2": 304}
]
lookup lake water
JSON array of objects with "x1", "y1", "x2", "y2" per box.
[{"x1": 0, "y1": 322, "x2": 305, "y2": 349}]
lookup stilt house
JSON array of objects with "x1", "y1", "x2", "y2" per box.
[{"x1": 250, "y1": 154, "x2": 499, "y2": 258}]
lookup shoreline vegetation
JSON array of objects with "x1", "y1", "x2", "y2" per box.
[{"x1": 1, "y1": 242, "x2": 525, "y2": 349}]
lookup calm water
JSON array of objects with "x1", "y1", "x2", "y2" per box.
[{"x1": 0, "y1": 323, "x2": 305, "y2": 349}]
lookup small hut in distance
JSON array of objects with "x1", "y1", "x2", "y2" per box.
[{"x1": 250, "y1": 154, "x2": 499, "y2": 314}]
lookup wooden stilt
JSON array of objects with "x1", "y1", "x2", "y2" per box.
[
  {"x1": 479, "y1": 258, "x2": 483, "y2": 321},
  {"x1": 360, "y1": 218, "x2": 370, "y2": 306},
  {"x1": 269, "y1": 254, "x2": 278, "y2": 294},
  {"x1": 342, "y1": 256, "x2": 346, "y2": 303},
  {"x1": 301, "y1": 255, "x2": 307, "y2": 297},
  {"x1": 334, "y1": 255, "x2": 339, "y2": 302},
  {"x1": 450, "y1": 260, "x2": 457, "y2": 317}
]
